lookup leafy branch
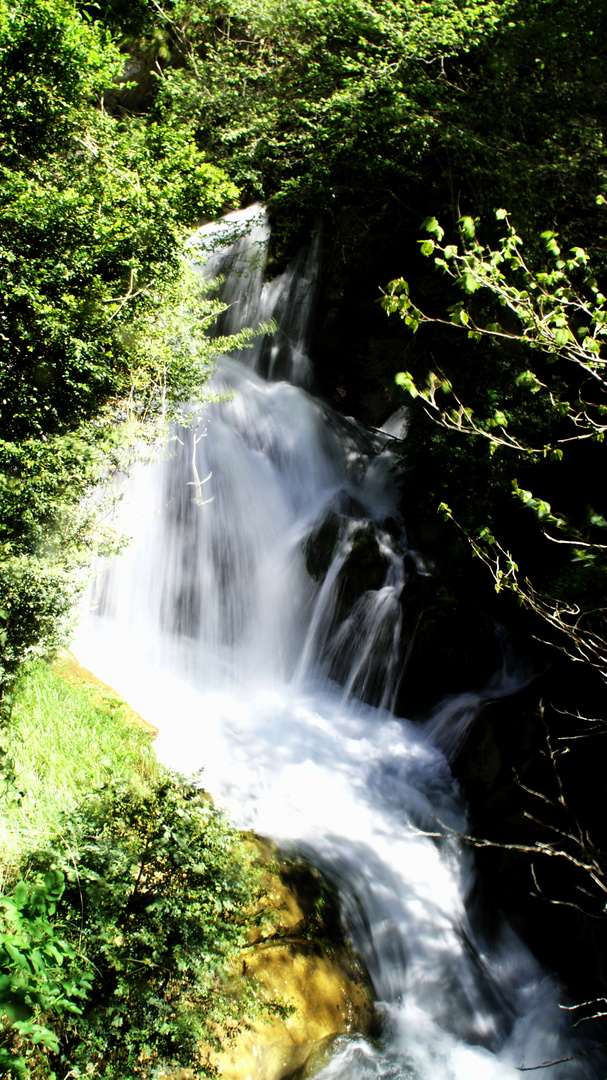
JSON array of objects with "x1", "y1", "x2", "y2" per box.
[
  {"x1": 436, "y1": 501, "x2": 607, "y2": 681},
  {"x1": 0, "y1": 870, "x2": 93, "y2": 1077},
  {"x1": 382, "y1": 210, "x2": 607, "y2": 676},
  {"x1": 382, "y1": 208, "x2": 607, "y2": 453},
  {"x1": 382, "y1": 206, "x2": 604, "y2": 401}
]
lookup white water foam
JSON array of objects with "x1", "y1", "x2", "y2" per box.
[{"x1": 74, "y1": 206, "x2": 595, "y2": 1079}]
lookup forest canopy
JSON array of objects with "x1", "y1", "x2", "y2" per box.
[{"x1": 0, "y1": 0, "x2": 240, "y2": 695}]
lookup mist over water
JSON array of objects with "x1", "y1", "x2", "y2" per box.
[{"x1": 75, "y1": 206, "x2": 594, "y2": 1079}]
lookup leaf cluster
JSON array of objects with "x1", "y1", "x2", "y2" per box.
[
  {"x1": 385, "y1": 211, "x2": 607, "y2": 676},
  {"x1": 0, "y1": 0, "x2": 243, "y2": 699},
  {"x1": 12, "y1": 772, "x2": 262, "y2": 1078},
  {"x1": 0, "y1": 870, "x2": 92, "y2": 1077}
]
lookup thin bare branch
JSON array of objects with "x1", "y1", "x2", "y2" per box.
[{"x1": 516, "y1": 1041, "x2": 607, "y2": 1071}]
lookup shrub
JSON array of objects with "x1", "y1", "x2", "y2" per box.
[{"x1": 22, "y1": 773, "x2": 261, "y2": 1077}]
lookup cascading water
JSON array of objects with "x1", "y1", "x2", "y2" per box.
[{"x1": 75, "y1": 206, "x2": 597, "y2": 1079}]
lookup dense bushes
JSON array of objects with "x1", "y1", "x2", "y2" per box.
[
  {"x1": 0, "y1": 0, "x2": 240, "y2": 700},
  {"x1": 0, "y1": 869, "x2": 93, "y2": 1078},
  {"x1": 0, "y1": 664, "x2": 262, "y2": 1078},
  {"x1": 2, "y1": 775, "x2": 261, "y2": 1077}
]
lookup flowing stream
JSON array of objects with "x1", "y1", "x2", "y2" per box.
[{"x1": 75, "y1": 206, "x2": 593, "y2": 1079}]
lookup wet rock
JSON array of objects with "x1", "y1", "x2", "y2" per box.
[
  {"x1": 211, "y1": 841, "x2": 377, "y2": 1080},
  {"x1": 303, "y1": 511, "x2": 342, "y2": 581},
  {"x1": 335, "y1": 528, "x2": 390, "y2": 620},
  {"x1": 303, "y1": 515, "x2": 392, "y2": 619},
  {"x1": 452, "y1": 661, "x2": 607, "y2": 1005},
  {"x1": 394, "y1": 563, "x2": 505, "y2": 718}
]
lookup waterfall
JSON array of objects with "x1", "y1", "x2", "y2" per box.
[{"x1": 74, "y1": 207, "x2": 598, "y2": 1080}]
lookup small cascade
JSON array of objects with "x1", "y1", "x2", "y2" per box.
[
  {"x1": 75, "y1": 206, "x2": 600, "y2": 1080},
  {"x1": 191, "y1": 204, "x2": 319, "y2": 387},
  {"x1": 426, "y1": 635, "x2": 536, "y2": 763}
]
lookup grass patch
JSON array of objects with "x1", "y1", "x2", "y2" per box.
[
  {"x1": 0, "y1": 660, "x2": 158, "y2": 882},
  {"x1": 0, "y1": 664, "x2": 268, "y2": 1080}
]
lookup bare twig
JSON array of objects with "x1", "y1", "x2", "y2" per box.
[
  {"x1": 187, "y1": 430, "x2": 214, "y2": 508},
  {"x1": 516, "y1": 1041, "x2": 607, "y2": 1070}
]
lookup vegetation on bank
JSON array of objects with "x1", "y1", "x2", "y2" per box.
[
  {"x1": 0, "y1": 0, "x2": 243, "y2": 705},
  {"x1": 1, "y1": 663, "x2": 263, "y2": 1078},
  {"x1": 0, "y1": 661, "x2": 157, "y2": 875}
]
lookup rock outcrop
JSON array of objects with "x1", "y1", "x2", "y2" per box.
[{"x1": 211, "y1": 843, "x2": 377, "y2": 1080}]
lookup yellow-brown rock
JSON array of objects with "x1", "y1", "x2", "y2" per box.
[
  {"x1": 210, "y1": 844, "x2": 376, "y2": 1080},
  {"x1": 214, "y1": 945, "x2": 372, "y2": 1080}
]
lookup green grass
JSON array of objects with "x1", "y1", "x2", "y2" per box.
[
  {"x1": 0, "y1": 660, "x2": 158, "y2": 884},
  {"x1": 0, "y1": 664, "x2": 269, "y2": 1079}
]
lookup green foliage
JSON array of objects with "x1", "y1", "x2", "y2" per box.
[
  {"x1": 1, "y1": 663, "x2": 264, "y2": 1078},
  {"x1": 385, "y1": 208, "x2": 607, "y2": 452},
  {"x1": 0, "y1": 666, "x2": 271, "y2": 1080},
  {"x1": 385, "y1": 211, "x2": 607, "y2": 675},
  {"x1": 1, "y1": 660, "x2": 157, "y2": 869},
  {"x1": 387, "y1": 208, "x2": 607, "y2": 448},
  {"x1": 437, "y1": 0, "x2": 607, "y2": 259},
  {"x1": 0, "y1": 0, "x2": 244, "y2": 697},
  {"x1": 0, "y1": 557, "x2": 84, "y2": 711},
  {"x1": 0, "y1": 0, "x2": 118, "y2": 161},
  {"x1": 100, "y1": 0, "x2": 602, "y2": 269},
  {"x1": 0, "y1": 655, "x2": 277, "y2": 1080},
  {"x1": 0, "y1": 870, "x2": 92, "y2": 1078},
  {"x1": 151, "y1": 0, "x2": 516, "y2": 234},
  {"x1": 24, "y1": 773, "x2": 261, "y2": 1077},
  {"x1": 0, "y1": 114, "x2": 237, "y2": 443}
]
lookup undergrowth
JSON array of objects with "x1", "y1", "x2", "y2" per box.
[
  {"x1": 0, "y1": 661, "x2": 158, "y2": 881},
  {"x1": 0, "y1": 661, "x2": 265, "y2": 1078}
]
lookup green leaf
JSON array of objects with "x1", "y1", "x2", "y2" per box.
[
  {"x1": 3, "y1": 1001, "x2": 33, "y2": 1023},
  {"x1": 458, "y1": 216, "x2": 476, "y2": 240},
  {"x1": 461, "y1": 273, "x2": 480, "y2": 293},
  {"x1": 5, "y1": 943, "x2": 27, "y2": 968},
  {"x1": 395, "y1": 371, "x2": 419, "y2": 397},
  {"x1": 515, "y1": 370, "x2": 542, "y2": 393},
  {"x1": 420, "y1": 216, "x2": 444, "y2": 242},
  {"x1": 386, "y1": 278, "x2": 409, "y2": 296}
]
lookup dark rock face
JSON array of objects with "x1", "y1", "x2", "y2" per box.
[
  {"x1": 394, "y1": 562, "x2": 506, "y2": 718},
  {"x1": 303, "y1": 515, "x2": 392, "y2": 624},
  {"x1": 303, "y1": 512, "x2": 342, "y2": 582},
  {"x1": 452, "y1": 661, "x2": 607, "y2": 1003},
  {"x1": 334, "y1": 527, "x2": 391, "y2": 621}
]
